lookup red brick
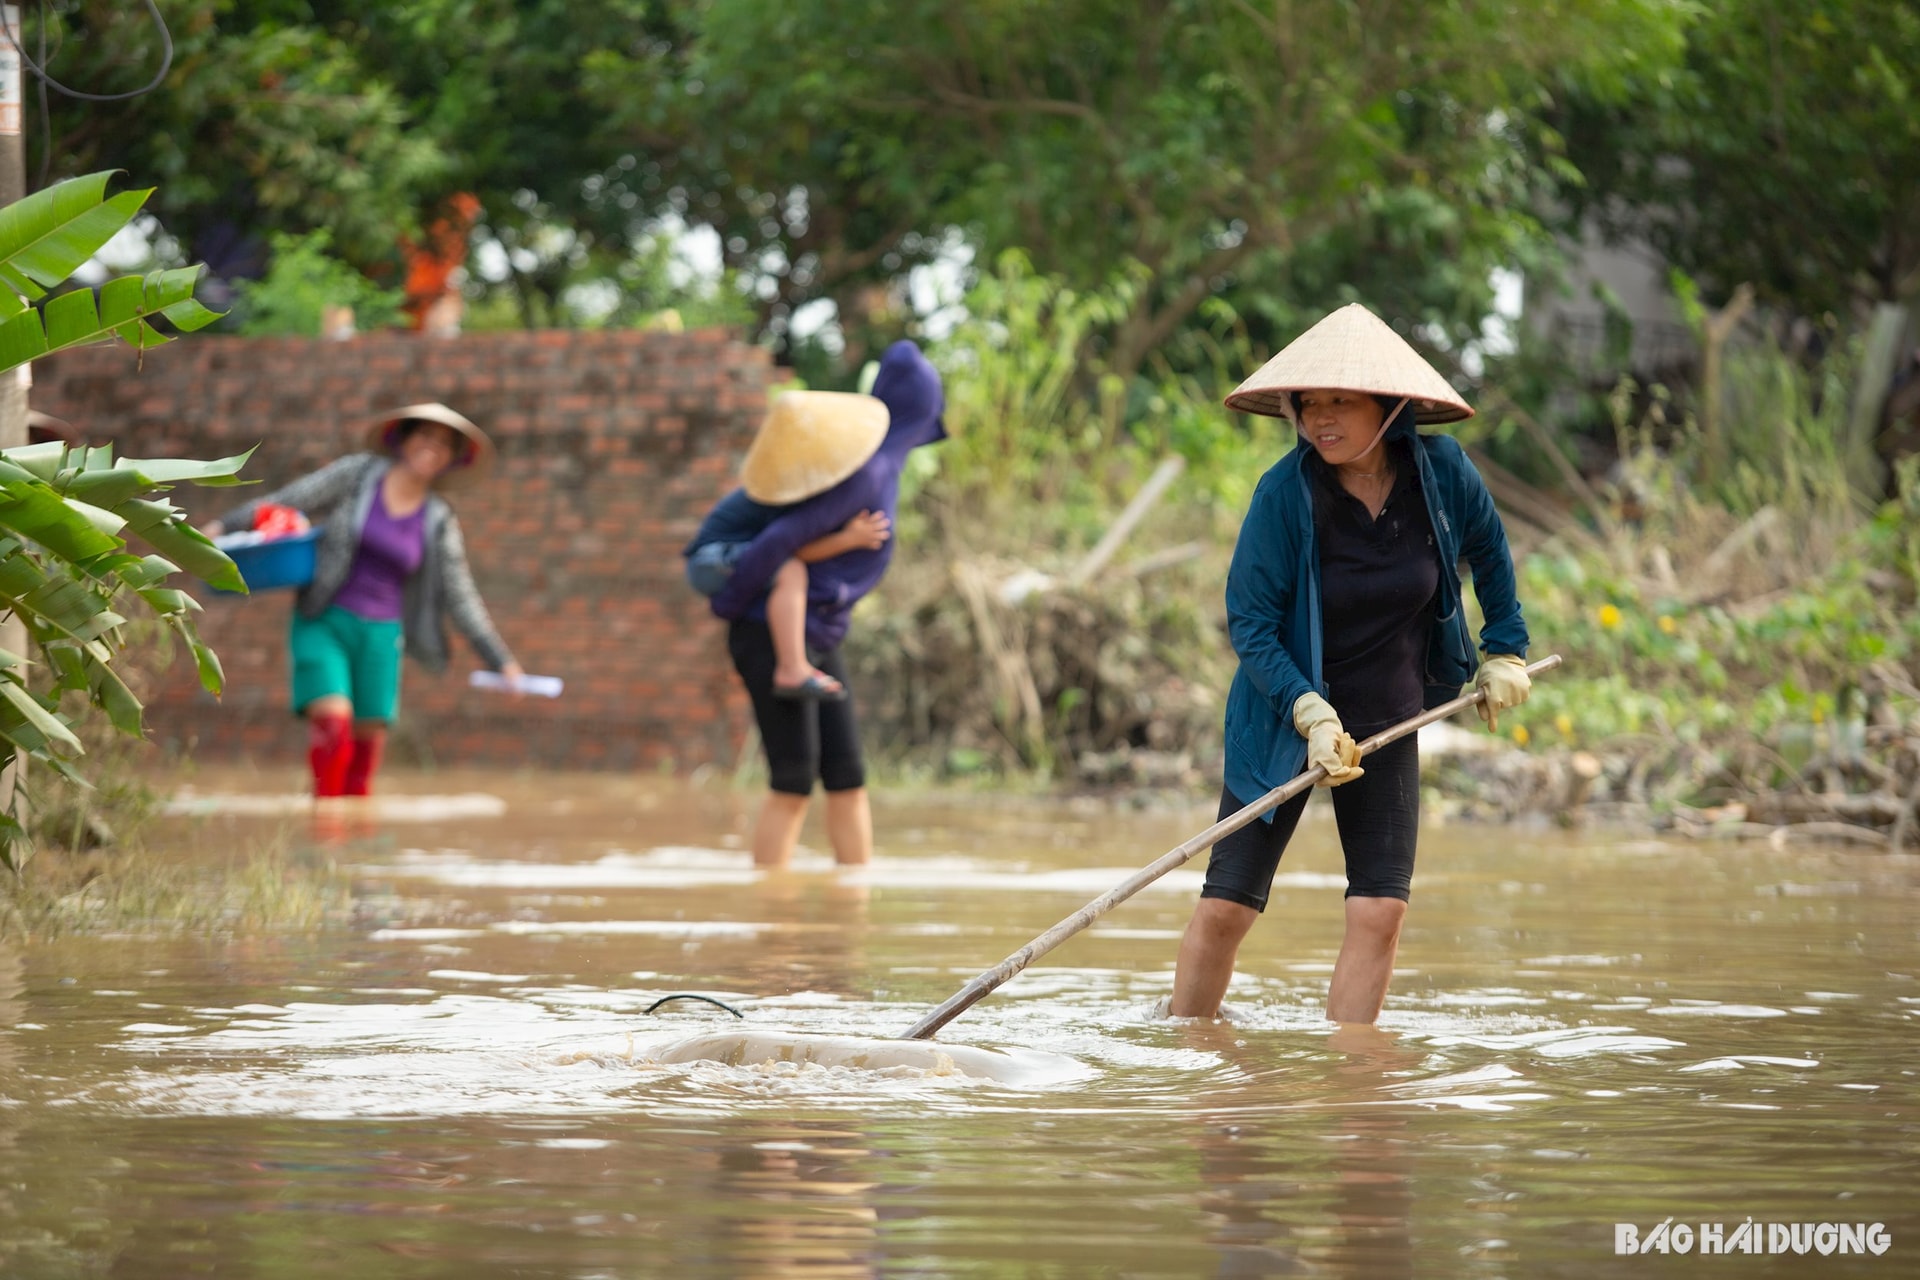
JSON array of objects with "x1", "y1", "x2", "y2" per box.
[{"x1": 34, "y1": 331, "x2": 765, "y2": 772}]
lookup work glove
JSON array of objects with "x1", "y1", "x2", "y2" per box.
[
  {"x1": 1292, "y1": 692, "x2": 1364, "y2": 787},
  {"x1": 1474, "y1": 654, "x2": 1531, "y2": 733}
]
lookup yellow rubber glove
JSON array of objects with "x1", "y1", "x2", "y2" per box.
[
  {"x1": 1292, "y1": 692, "x2": 1364, "y2": 787},
  {"x1": 1474, "y1": 654, "x2": 1531, "y2": 732}
]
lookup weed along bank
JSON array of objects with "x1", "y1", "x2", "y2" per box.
[{"x1": 32, "y1": 329, "x2": 779, "y2": 772}]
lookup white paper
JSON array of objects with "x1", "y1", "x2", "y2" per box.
[{"x1": 469, "y1": 671, "x2": 563, "y2": 698}]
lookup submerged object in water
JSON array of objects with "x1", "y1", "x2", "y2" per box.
[{"x1": 649, "y1": 1030, "x2": 1033, "y2": 1082}]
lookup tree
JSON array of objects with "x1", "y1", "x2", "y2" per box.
[
  {"x1": 32, "y1": 2, "x2": 682, "y2": 319},
  {"x1": 29, "y1": 1, "x2": 448, "y2": 282},
  {"x1": 609, "y1": 0, "x2": 1692, "y2": 379},
  {"x1": 1552, "y1": 0, "x2": 1920, "y2": 315},
  {"x1": 0, "y1": 173, "x2": 244, "y2": 869}
]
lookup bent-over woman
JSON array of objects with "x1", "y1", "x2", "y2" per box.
[
  {"x1": 207, "y1": 405, "x2": 523, "y2": 798},
  {"x1": 1169, "y1": 304, "x2": 1531, "y2": 1024},
  {"x1": 706, "y1": 340, "x2": 947, "y2": 867}
]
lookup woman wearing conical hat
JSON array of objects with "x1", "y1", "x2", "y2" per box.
[
  {"x1": 205, "y1": 405, "x2": 524, "y2": 800},
  {"x1": 685, "y1": 389, "x2": 896, "y2": 703},
  {"x1": 1168, "y1": 305, "x2": 1532, "y2": 1023},
  {"x1": 697, "y1": 340, "x2": 948, "y2": 868}
]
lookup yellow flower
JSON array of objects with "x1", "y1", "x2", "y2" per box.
[
  {"x1": 1512, "y1": 724, "x2": 1531, "y2": 747},
  {"x1": 1658, "y1": 615, "x2": 1678, "y2": 635},
  {"x1": 1555, "y1": 713, "x2": 1575, "y2": 738},
  {"x1": 1598, "y1": 604, "x2": 1623, "y2": 629}
]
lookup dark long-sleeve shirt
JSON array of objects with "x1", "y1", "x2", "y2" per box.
[
  {"x1": 707, "y1": 340, "x2": 947, "y2": 650},
  {"x1": 683, "y1": 489, "x2": 782, "y2": 556},
  {"x1": 1308, "y1": 440, "x2": 1440, "y2": 737}
]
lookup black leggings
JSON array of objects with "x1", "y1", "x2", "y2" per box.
[
  {"x1": 1201, "y1": 735, "x2": 1420, "y2": 910},
  {"x1": 727, "y1": 620, "x2": 867, "y2": 797}
]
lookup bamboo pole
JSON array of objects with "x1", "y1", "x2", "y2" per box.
[
  {"x1": 901, "y1": 654, "x2": 1564, "y2": 1040},
  {"x1": 1064, "y1": 455, "x2": 1186, "y2": 587}
]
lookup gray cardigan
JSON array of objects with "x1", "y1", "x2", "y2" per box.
[{"x1": 219, "y1": 453, "x2": 515, "y2": 673}]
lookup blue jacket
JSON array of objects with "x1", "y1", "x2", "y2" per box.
[
  {"x1": 708, "y1": 340, "x2": 947, "y2": 649},
  {"x1": 1224, "y1": 420, "x2": 1527, "y2": 812}
]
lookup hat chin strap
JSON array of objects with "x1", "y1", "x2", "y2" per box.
[{"x1": 1296, "y1": 396, "x2": 1410, "y2": 465}]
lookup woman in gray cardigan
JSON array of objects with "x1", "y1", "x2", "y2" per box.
[{"x1": 206, "y1": 404, "x2": 523, "y2": 797}]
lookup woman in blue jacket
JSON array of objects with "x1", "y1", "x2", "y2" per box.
[{"x1": 1168, "y1": 304, "x2": 1531, "y2": 1024}]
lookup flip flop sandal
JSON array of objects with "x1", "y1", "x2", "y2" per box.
[{"x1": 772, "y1": 673, "x2": 848, "y2": 702}]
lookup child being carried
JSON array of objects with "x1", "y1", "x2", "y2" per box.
[{"x1": 684, "y1": 390, "x2": 893, "y2": 702}]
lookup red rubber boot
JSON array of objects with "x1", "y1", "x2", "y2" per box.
[
  {"x1": 343, "y1": 732, "x2": 385, "y2": 797},
  {"x1": 307, "y1": 713, "x2": 353, "y2": 798}
]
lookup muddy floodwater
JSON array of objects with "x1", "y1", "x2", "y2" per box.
[{"x1": 3, "y1": 767, "x2": 1916, "y2": 1278}]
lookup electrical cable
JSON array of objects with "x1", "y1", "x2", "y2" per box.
[
  {"x1": 5, "y1": 0, "x2": 172, "y2": 102},
  {"x1": 643, "y1": 993, "x2": 745, "y2": 1019}
]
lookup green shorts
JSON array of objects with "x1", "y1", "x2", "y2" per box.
[{"x1": 289, "y1": 606, "x2": 405, "y2": 722}]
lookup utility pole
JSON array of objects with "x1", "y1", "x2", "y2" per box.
[
  {"x1": 0, "y1": 3, "x2": 24, "y2": 460},
  {"x1": 0, "y1": 4, "x2": 25, "y2": 817}
]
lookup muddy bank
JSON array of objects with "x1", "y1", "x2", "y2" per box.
[
  {"x1": 847, "y1": 562, "x2": 1920, "y2": 850},
  {"x1": 1428, "y1": 723, "x2": 1920, "y2": 849}
]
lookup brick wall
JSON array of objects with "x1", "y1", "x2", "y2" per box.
[{"x1": 30, "y1": 330, "x2": 776, "y2": 771}]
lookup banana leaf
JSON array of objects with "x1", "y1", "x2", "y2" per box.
[
  {"x1": 0, "y1": 173, "x2": 244, "y2": 868},
  {"x1": 0, "y1": 544, "x2": 43, "y2": 597},
  {"x1": 58, "y1": 448, "x2": 254, "y2": 510},
  {"x1": 135, "y1": 586, "x2": 199, "y2": 618},
  {"x1": 61, "y1": 467, "x2": 152, "y2": 509},
  {"x1": 0, "y1": 173, "x2": 149, "y2": 293},
  {"x1": 84, "y1": 655, "x2": 144, "y2": 737},
  {"x1": 41, "y1": 641, "x2": 89, "y2": 693},
  {"x1": 112, "y1": 498, "x2": 245, "y2": 592},
  {"x1": 160, "y1": 612, "x2": 226, "y2": 695},
  {"x1": 115, "y1": 449, "x2": 255, "y2": 486},
  {"x1": 0, "y1": 678, "x2": 83, "y2": 753},
  {"x1": 0, "y1": 266, "x2": 222, "y2": 372},
  {"x1": 113, "y1": 554, "x2": 182, "y2": 589},
  {"x1": 22, "y1": 573, "x2": 124, "y2": 644},
  {"x1": 3, "y1": 439, "x2": 67, "y2": 482},
  {"x1": 0, "y1": 810, "x2": 25, "y2": 872},
  {"x1": 0, "y1": 476, "x2": 124, "y2": 561}
]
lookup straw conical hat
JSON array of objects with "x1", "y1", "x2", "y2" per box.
[
  {"x1": 740, "y1": 390, "x2": 890, "y2": 504},
  {"x1": 1225, "y1": 303, "x2": 1473, "y2": 425},
  {"x1": 366, "y1": 403, "x2": 494, "y2": 489}
]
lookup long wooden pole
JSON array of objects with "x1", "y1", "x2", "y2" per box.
[{"x1": 901, "y1": 654, "x2": 1564, "y2": 1040}]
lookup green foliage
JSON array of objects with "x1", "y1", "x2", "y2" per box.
[
  {"x1": 897, "y1": 253, "x2": 1289, "y2": 570},
  {"x1": 0, "y1": 441, "x2": 251, "y2": 871},
  {"x1": 1553, "y1": 0, "x2": 1920, "y2": 312},
  {"x1": 925, "y1": 252, "x2": 1135, "y2": 502},
  {"x1": 33, "y1": 3, "x2": 451, "y2": 270},
  {"x1": 34, "y1": 1, "x2": 662, "y2": 303},
  {"x1": 0, "y1": 173, "x2": 221, "y2": 371},
  {"x1": 1478, "y1": 421, "x2": 1918, "y2": 765},
  {"x1": 229, "y1": 230, "x2": 405, "y2": 336},
  {"x1": 0, "y1": 172, "x2": 246, "y2": 871},
  {"x1": 608, "y1": 0, "x2": 1693, "y2": 370},
  {"x1": 1693, "y1": 330, "x2": 1862, "y2": 520}
]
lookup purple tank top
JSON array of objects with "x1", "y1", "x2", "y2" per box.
[{"x1": 333, "y1": 488, "x2": 428, "y2": 621}]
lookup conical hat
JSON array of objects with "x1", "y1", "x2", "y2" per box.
[
  {"x1": 1225, "y1": 303, "x2": 1473, "y2": 425},
  {"x1": 366, "y1": 403, "x2": 494, "y2": 489},
  {"x1": 740, "y1": 390, "x2": 890, "y2": 504}
]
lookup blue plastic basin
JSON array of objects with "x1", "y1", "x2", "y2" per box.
[{"x1": 212, "y1": 528, "x2": 321, "y2": 594}]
